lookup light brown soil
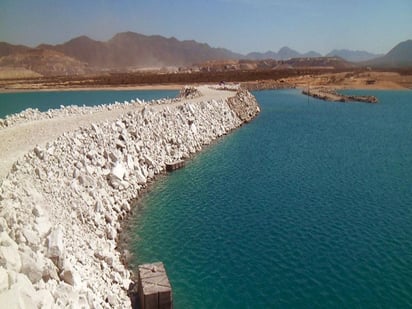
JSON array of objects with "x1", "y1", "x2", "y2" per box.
[{"x1": 286, "y1": 71, "x2": 412, "y2": 90}]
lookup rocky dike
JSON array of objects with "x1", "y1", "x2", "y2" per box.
[
  {"x1": 302, "y1": 87, "x2": 378, "y2": 103},
  {"x1": 0, "y1": 86, "x2": 260, "y2": 308}
]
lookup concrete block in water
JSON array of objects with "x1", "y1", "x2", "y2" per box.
[
  {"x1": 165, "y1": 161, "x2": 185, "y2": 172},
  {"x1": 138, "y1": 262, "x2": 172, "y2": 309}
]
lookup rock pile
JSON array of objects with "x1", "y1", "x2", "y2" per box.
[
  {"x1": 241, "y1": 80, "x2": 296, "y2": 91},
  {"x1": 0, "y1": 97, "x2": 176, "y2": 129},
  {"x1": 227, "y1": 88, "x2": 261, "y2": 123},
  {"x1": 178, "y1": 86, "x2": 202, "y2": 99},
  {"x1": 0, "y1": 87, "x2": 259, "y2": 308}
]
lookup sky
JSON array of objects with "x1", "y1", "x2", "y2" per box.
[{"x1": 0, "y1": 0, "x2": 411, "y2": 55}]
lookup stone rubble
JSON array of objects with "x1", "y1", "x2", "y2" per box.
[
  {"x1": 0, "y1": 86, "x2": 259, "y2": 308},
  {"x1": 178, "y1": 86, "x2": 202, "y2": 99},
  {"x1": 0, "y1": 96, "x2": 177, "y2": 129}
]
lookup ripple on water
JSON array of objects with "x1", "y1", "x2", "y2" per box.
[{"x1": 130, "y1": 89, "x2": 412, "y2": 308}]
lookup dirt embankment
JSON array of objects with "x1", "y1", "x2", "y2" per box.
[
  {"x1": 284, "y1": 71, "x2": 412, "y2": 90},
  {"x1": 2, "y1": 69, "x2": 411, "y2": 94}
]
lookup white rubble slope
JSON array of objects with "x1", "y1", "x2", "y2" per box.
[{"x1": 0, "y1": 86, "x2": 259, "y2": 308}]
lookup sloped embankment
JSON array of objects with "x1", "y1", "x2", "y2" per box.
[
  {"x1": 227, "y1": 88, "x2": 261, "y2": 122},
  {"x1": 0, "y1": 86, "x2": 259, "y2": 308}
]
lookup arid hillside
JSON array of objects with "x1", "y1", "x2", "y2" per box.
[{"x1": 1, "y1": 33, "x2": 411, "y2": 79}]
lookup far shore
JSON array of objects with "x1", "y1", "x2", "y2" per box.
[
  {"x1": 0, "y1": 84, "x2": 184, "y2": 94},
  {"x1": 0, "y1": 81, "x2": 409, "y2": 94},
  {"x1": 1, "y1": 70, "x2": 411, "y2": 94}
]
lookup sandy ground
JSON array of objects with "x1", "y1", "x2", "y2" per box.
[
  {"x1": 286, "y1": 71, "x2": 412, "y2": 90},
  {"x1": 0, "y1": 85, "x2": 234, "y2": 180}
]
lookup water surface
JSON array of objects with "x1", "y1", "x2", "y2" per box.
[
  {"x1": 131, "y1": 89, "x2": 412, "y2": 308},
  {"x1": 0, "y1": 89, "x2": 178, "y2": 118}
]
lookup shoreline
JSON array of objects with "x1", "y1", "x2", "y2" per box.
[
  {"x1": 0, "y1": 84, "x2": 184, "y2": 94},
  {"x1": 1, "y1": 82, "x2": 409, "y2": 94},
  {"x1": 2, "y1": 70, "x2": 412, "y2": 94},
  {"x1": 0, "y1": 85, "x2": 260, "y2": 307}
]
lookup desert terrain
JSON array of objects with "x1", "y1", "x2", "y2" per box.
[{"x1": 1, "y1": 69, "x2": 411, "y2": 93}]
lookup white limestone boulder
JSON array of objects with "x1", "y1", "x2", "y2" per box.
[
  {"x1": 0, "y1": 218, "x2": 9, "y2": 233},
  {"x1": 60, "y1": 267, "x2": 81, "y2": 288},
  {"x1": 42, "y1": 258, "x2": 59, "y2": 282},
  {"x1": 0, "y1": 272, "x2": 37, "y2": 308},
  {"x1": 105, "y1": 225, "x2": 117, "y2": 241},
  {"x1": 33, "y1": 289, "x2": 55, "y2": 309},
  {"x1": 0, "y1": 232, "x2": 18, "y2": 249},
  {"x1": 22, "y1": 228, "x2": 40, "y2": 249},
  {"x1": 135, "y1": 168, "x2": 147, "y2": 185},
  {"x1": 0, "y1": 233, "x2": 21, "y2": 272},
  {"x1": 19, "y1": 248, "x2": 44, "y2": 284},
  {"x1": 109, "y1": 161, "x2": 127, "y2": 188},
  {"x1": 34, "y1": 216, "x2": 52, "y2": 239},
  {"x1": 47, "y1": 226, "x2": 65, "y2": 270},
  {"x1": 0, "y1": 266, "x2": 9, "y2": 292}
]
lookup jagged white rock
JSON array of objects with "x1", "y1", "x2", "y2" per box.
[
  {"x1": 0, "y1": 86, "x2": 259, "y2": 308},
  {"x1": 47, "y1": 226, "x2": 65, "y2": 270},
  {"x1": 0, "y1": 267, "x2": 8, "y2": 293}
]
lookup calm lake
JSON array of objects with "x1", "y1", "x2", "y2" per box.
[
  {"x1": 0, "y1": 89, "x2": 178, "y2": 118},
  {"x1": 129, "y1": 89, "x2": 412, "y2": 308},
  {"x1": 2, "y1": 88, "x2": 411, "y2": 307}
]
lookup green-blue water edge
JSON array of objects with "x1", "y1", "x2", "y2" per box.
[
  {"x1": 2, "y1": 88, "x2": 411, "y2": 307},
  {"x1": 0, "y1": 89, "x2": 178, "y2": 119},
  {"x1": 130, "y1": 89, "x2": 412, "y2": 308}
]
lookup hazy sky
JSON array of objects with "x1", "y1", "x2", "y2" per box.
[{"x1": 1, "y1": 0, "x2": 411, "y2": 55}]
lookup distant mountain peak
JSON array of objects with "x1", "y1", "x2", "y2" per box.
[
  {"x1": 278, "y1": 46, "x2": 291, "y2": 52},
  {"x1": 109, "y1": 31, "x2": 145, "y2": 42},
  {"x1": 65, "y1": 35, "x2": 97, "y2": 44},
  {"x1": 326, "y1": 49, "x2": 382, "y2": 62},
  {"x1": 34, "y1": 31, "x2": 243, "y2": 69},
  {"x1": 366, "y1": 39, "x2": 412, "y2": 68},
  {"x1": 385, "y1": 40, "x2": 412, "y2": 59},
  {"x1": 1, "y1": 33, "x2": 411, "y2": 75},
  {"x1": 246, "y1": 46, "x2": 320, "y2": 60}
]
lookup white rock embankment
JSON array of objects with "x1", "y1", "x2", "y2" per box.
[{"x1": 0, "y1": 86, "x2": 259, "y2": 308}]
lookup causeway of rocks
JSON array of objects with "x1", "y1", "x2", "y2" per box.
[
  {"x1": 0, "y1": 85, "x2": 260, "y2": 308},
  {"x1": 302, "y1": 87, "x2": 378, "y2": 103}
]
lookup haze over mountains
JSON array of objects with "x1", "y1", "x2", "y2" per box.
[
  {"x1": 0, "y1": 31, "x2": 411, "y2": 77},
  {"x1": 246, "y1": 48, "x2": 382, "y2": 62},
  {"x1": 37, "y1": 32, "x2": 243, "y2": 69},
  {"x1": 364, "y1": 40, "x2": 412, "y2": 68},
  {"x1": 246, "y1": 47, "x2": 323, "y2": 61}
]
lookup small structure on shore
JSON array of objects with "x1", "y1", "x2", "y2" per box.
[
  {"x1": 138, "y1": 262, "x2": 173, "y2": 309},
  {"x1": 166, "y1": 160, "x2": 185, "y2": 172}
]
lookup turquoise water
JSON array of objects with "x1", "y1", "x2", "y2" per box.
[
  {"x1": 130, "y1": 89, "x2": 412, "y2": 308},
  {"x1": 0, "y1": 89, "x2": 178, "y2": 118}
]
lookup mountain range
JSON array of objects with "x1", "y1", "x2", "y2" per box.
[
  {"x1": 326, "y1": 49, "x2": 382, "y2": 62},
  {"x1": 246, "y1": 47, "x2": 323, "y2": 61},
  {"x1": 0, "y1": 32, "x2": 411, "y2": 77},
  {"x1": 364, "y1": 40, "x2": 412, "y2": 68},
  {"x1": 36, "y1": 32, "x2": 243, "y2": 69}
]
